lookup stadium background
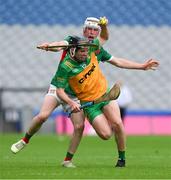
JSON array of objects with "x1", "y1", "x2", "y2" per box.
[{"x1": 0, "y1": 0, "x2": 171, "y2": 134}]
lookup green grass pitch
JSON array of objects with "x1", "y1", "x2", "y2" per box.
[{"x1": 0, "y1": 134, "x2": 171, "y2": 179}]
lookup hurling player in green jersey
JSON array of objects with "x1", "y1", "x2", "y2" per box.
[
  {"x1": 38, "y1": 32, "x2": 159, "y2": 168},
  {"x1": 52, "y1": 37, "x2": 159, "y2": 168},
  {"x1": 11, "y1": 17, "x2": 110, "y2": 168}
]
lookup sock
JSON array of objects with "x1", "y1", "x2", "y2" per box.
[
  {"x1": 118, "y1": 151, "x2": 125, "y2": 160},
  {"x1": 22, "y1": 133, "x2": 33, "y2": 144},
  {"x1": 64, "y1": 152, "x2": 74, "y2": 161}
]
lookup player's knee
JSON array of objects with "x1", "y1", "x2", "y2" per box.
[
  {"x1": 99, "y1": 131, "x2": 111, "y2": 140},
  {"x1": 74, "y1": 123, "x2": 85, "y2": 132},
  {"x1": 112, "y1": 121, "x2": 123, "y2": 131},
  {"x1": 36, "y1": 112, "x2": 49, "y2": 123}
]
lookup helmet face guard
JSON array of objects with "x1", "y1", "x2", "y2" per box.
[
  {"x1": 69, "y1": 46, "x2": 89, "y2": 63},
  {"x1": 68, "y1": 35, "x2": 97, "y2": 50},
  {"x1": 68, "y1": 36, "x2": 92, "y2": 62},
  {"x1": 67, "y1": 36, "x2": 87, "y2": 58}
]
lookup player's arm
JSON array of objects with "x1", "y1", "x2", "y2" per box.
[
  {"x1": 52, "y1": 65, "x2": 80, "y2": 112},
  {"x1": 37, "y1": 40, "x2": 68, "y2": 52},
  {"x1": 108, "y1": 57, "x2": 159, "y2": 70},
  {"x1": 56, "y1": 88, "x2": 81, "y2": 113},
  {"x1": 98, "y1": 17, "x2": 109, "y2": 45}
]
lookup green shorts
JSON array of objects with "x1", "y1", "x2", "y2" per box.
[{"x1": 83, "y1": 101, "x2": 110, "y2": 123}]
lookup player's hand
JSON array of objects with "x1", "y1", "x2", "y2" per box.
[
  {"x1": 68, "y1": 101, "x2": 81, "y2": 113},
  {"x1": 143, "y1": 59, "x2": 159, "y2": 70},
  {"x1": 99, "y1": 16, "x2": 108, "y2": 26},
  {"x1": 37, "y1": 43, "x2": 49, "y2": 51}
]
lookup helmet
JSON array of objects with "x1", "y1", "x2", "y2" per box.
[
  {"x1": 83, "y1": 17, "x2": 100, "y2": 30},
  {"x1": 68, "y1": 36, "x2": 89, "y2": 59},
  {"x1": 68, "y1": 35, "x2": 89, "y2": 46}
]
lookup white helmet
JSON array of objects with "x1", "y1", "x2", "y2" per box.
[{"x1": 83, "y1": 17, "x2": 100, "y2": 30}]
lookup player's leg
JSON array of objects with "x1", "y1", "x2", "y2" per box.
[
  {"x1": 26, "y1": 95, "x2": 58, "y2": 137},
  {"x1": 62, "y1": 111, "x2": 85, "y2": 168},
  {"x1": 91, "y1": 114, "x2": 112, "y2": 140},
  {"x1": 11, "y1": 85, "x2": 60, "y2": 154},
  {"x1": 84, "y1": 102, "x2": 113, "y2": 140},
  {"x1": 84, "y1": 102, "x2": 125, "y2": 167},
  {"x1": 103, "y1": 100, "x2": 126, "y2": 167}
]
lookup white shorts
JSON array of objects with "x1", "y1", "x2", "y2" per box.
[{"x1": 46, "y1": 84, "x2": 80, "y2": 112}]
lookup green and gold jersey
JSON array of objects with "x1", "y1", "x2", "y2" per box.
[{"x1": 51, "y1": 44, "x2": 112, "y2": 101}]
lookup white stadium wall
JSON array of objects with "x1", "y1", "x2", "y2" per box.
[{"x1": 0, "y1": 25, "x2": 170, "y2": 110}]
